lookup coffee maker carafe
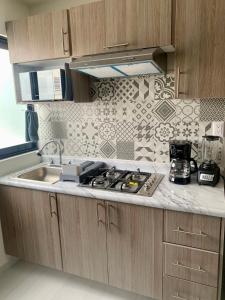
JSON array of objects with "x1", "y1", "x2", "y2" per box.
[{"x1": 169, "y1": 140, "x2": 198, "y2": 184}]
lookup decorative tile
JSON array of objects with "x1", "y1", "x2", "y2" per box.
[
  {"x1": 132, "y1": 100, "x2": 153, "y2": 122},
  {"x1": 200, "y1": 98, "x2": 225, "y2": 121},
  {"x1": 114, "y1": 78, "x2": 139, "y2": 104},
  {"x1": 36, "y1": 104, "x2": 52, "y2": 121},
  {"x1": 155, "y1": 123, "x2": 176, "y2": 142},
  {"x1": 174, "y1": 121, "x2": 199, "y2": 141},
  {"x1": 152, "y1": 100, "x2": 176, "y2": 122},
  {"x1": 81, "y1": 119, "x2": 99, "y2": 142},
  {"x1": 64, "y1": 139, "x2": 83, "y2": 156},
  {"x1": 154, "y1": 75, "x2": 175, "y2": 100},
  {"x1": 174, "y1": 99, "x2": 200, "y2": 123},
  {"x1": 99, "y1": 122, "x2": 116, "y2": 141},
  {"x1": 116, "y1": 141, "x2": 134, "y2": 160},
  {"x1": 135, "y1": 119, "x2": 155, "y2": 142},
  {"x1": 97, "y1": 80, "x2": 115, "y2": 101},
  {"x1": 99, "y1": 141, "x2": 116, "y2": 158},
  {"x1": 154, "y1": 142, "x2": 170, "y2": 163},
  {"x1": 36, "y1": 75, "x2": 225, "y2": 163},
  {"x1": 116, "y1": 121, "x2": 135, "y2": 141},
  {"x1": 134, "y1": 141, "x2": 155, "y2": 161}
]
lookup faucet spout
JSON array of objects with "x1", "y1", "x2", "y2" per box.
[{"x1": 37, "y1": 140, "x2": 62, "y2": 165}]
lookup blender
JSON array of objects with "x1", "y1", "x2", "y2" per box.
[{"x1": 198, "y1": 136, "x2": 221, "y2": 186}]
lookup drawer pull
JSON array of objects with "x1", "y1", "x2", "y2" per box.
[
  {"x1": 105, "y1": 42, "x2": 129, "y2": 49},
  {"x1": 173, "y1": 226, "x2": 208, "y2": 237},
  {"x1": 173, "y1": 261, "x2": 206, "y2": 273},
  {"x1": 172, "y1": 292, "x2": 200, "y2": 300}
]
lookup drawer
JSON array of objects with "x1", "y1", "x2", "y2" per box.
[
  {"x1": 163, "y1": 275, "x2": 217, "y2": 300},
  {"x1": 164, "y1": 243, "x2": 219, "y2": 287},
  {"x1": 164, "y1": 210, "x2": 221, "y2": 252}
]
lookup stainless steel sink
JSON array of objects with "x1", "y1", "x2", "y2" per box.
[{"x1": 17, "y1": 166, "x2": 62, "y2": 184}]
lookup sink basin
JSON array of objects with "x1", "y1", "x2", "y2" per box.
[{"x1": 17, "y1": 166, "x2": 62, "y2": 184}]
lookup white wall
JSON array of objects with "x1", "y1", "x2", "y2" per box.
[
  {"x1": 0, "y1": 0, "x2": 29, "y2": 35},
  {"x1": 29, "y1": 0, "x2": 99, "y2": 14}
]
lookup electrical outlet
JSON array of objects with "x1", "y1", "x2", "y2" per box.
[{"x1": 212, "y1": 122, "x2": 225, "y2": 137}]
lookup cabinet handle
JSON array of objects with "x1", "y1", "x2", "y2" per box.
[
  {"x1": 96, "y1": 202, "x2": 106, "y2": 227},
  {"x1": 172, "y1": 292, "x2": 200, "y2": 300},
  {"x1": 172, "y1": 261, "x2": 206, "y2": 273},
  {"x1": 62, "y1": 28, "x2": 69, "y2": 55},
  {"x1": 173, "y1": 226, "x2": 208, "y2": 238},
  {"x1": 107, "y1": 204, "x2": 118, "y2": 230},
  {"x1": 175, "y1": 67, "x2": 185, "y2": 98},
  {"x1": 105, "y1": 42, "x2": 129, "y2": 49},
  {"x1": 49, "y1": 193, "x2": 58, "y2": 218}
]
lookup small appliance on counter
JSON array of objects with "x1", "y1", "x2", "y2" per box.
[
  {"x1": 198, "y1": 135, "x2": 221, "y2": 186},
  {"x1": 169, "y1": 140, "x2": 198, "y2": 185}
]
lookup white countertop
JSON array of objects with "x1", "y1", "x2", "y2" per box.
[{"x1": 0, "y1": 159, "x2": 224, "y2": 218}]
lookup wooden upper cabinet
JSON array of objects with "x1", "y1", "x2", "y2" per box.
[
  {"x1": 105, "y1": 0, "x2": 173, "y2": 52},
  {"x1": 175, "y1": 0, "x2": 225, "y2": 99},
  {"x1": 58, "y1": 194, "x2": 108, "y2": 284},
  {"x1": 106, "y1": 202, "x2": 163, "y2": 299},
  {"x1": 0, "y1": 186, "x2": 62, "y2": 270},
  {"x1": 6, "y1": 10, "x2": 70, "y2": 63},
  {"x1": 6, "y1": 19, "x2": 31, "y2": 63},
  {"x1": 69, "y1": 1, "x2": 106, "y2": 57}
]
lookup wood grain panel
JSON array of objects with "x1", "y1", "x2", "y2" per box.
[
  {"x1": 58, "y1": 194, "x2": 108, "y2": 284},
  {"x1": 28, "y1": 10, "x2": 70, "y2": 61},
  {"x1": 105, "y1": 0, "x2": 172, "y2": 51},
  {"x1": 6, "y1": 10, "x2": 70, "y2": 63},
  {"x1": 107, "y1": 202, "x2": 163, "y2": 299},
  {"x1": 164, "y1": 210, "x2": 221, "y2": 252},
  {"x1": 163, "y1": 275, "x2": 217, "y2": 300},
  {"x1": 6, "y1": 19, "x2": 31, "y2": 63},
  {"x1": 69, "y1": 1, "x2": 106, "y2": 57},
  {"x1": 175, "y1": 0, "x2": 225, "y2": 98},
  {"x1": 0, "y1": 186, "x2": 62, "y2": 270},
  {"x1": 164, "y1": 243, "x2": 219, "y2": 287}
]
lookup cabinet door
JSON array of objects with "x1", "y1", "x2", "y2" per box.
[
  {"x1": 105, "y1": 0, "x2": 172, "y2": 52},
  {"x1": 6, "y1": 10, "x2": 70, "y2": 63},
  {"x1": 175, "y1": 0, "x2": 225, "y2": 98},
  {"x1": 58, "y1": 194, "x2": 108, "y2": 284},
  {"x1": 70, "y1": 1, "x2": 106, "y2": 57},
  {"x1": 6, "y1": 19, "x2": 32, "y2": 63},
  {"x1": 0, "y1": 186, "x2": 62, "y2": 270},
  {"x1": 28, "y1": 10, "x2": 70, "y2": 61},
  {"x1": 106, "y1": 202, "x2": 163, "y2": 299}
]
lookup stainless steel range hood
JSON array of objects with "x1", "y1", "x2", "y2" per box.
[{"x1": 70, "y1": 48, "x2": 167, "y2": 79}]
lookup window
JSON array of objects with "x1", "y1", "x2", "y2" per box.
[{"x1": 0, "y1": 37, "x2": 37, "y2": 159}]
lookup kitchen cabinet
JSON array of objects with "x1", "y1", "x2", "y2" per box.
[
  {"x1": 105, "y1": 0, "x2": 173, "y2": 52},
  {"x1": 6, "y1": 10, "x2": 70, "y2": 63},
  {"x1": 106, "y1": 201, "x2": 163, "y2": 299},
  {"x1": 57, "y1": 194, "x2": 108, "y2": 284},
  {"x1": 0, "y1": 186, "x2": 62, "y2": 270},
  {"x1": 175, "y1": 0, "x2": 225, "y2": 98},
  {"x1": 58, "y1": 194, "x2": 163, "y2": 299},
  {"x1": 69, "y1": 1, "x2": 106, "y2": 57}
]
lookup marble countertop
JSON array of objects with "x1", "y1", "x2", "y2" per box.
[{"x1": 0, "y1": 158, "x2": 224, "y2": 218}]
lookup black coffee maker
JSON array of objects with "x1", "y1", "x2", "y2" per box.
[{"x1": 169, "y1": 140, "x2": 198, "y2": 184}]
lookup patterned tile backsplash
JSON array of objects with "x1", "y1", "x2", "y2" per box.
[{"x1": 36, "y1": 74, "x2": 225, "y2": 164}]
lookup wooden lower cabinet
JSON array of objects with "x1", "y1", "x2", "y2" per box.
[
  {"x1": 0, "y1": 187, "x2": 224, "y2": 299},
  {"x1": 0, "y1": 186, "x2": 62, "y2": 270},
  {"x1": 164, "y1": 243, "x2": 219, "y2": 287},
  {"x1": 57, "y1": 194, "x2": 108, "y2": 284},
  {"x1": 106, "y1": 201, "x2": 163, "y2": 299},
  {"x1": 163, "y1": 276, "x2": 217, "y2": 300}
]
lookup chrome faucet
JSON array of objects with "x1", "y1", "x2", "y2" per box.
[{"x1": 37, "y1": 140, "x2": 63, "y2": 166}]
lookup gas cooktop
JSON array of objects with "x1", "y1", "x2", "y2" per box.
[{"x1": 79, "y1": 167, "x2": 164, "y2": 197}]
